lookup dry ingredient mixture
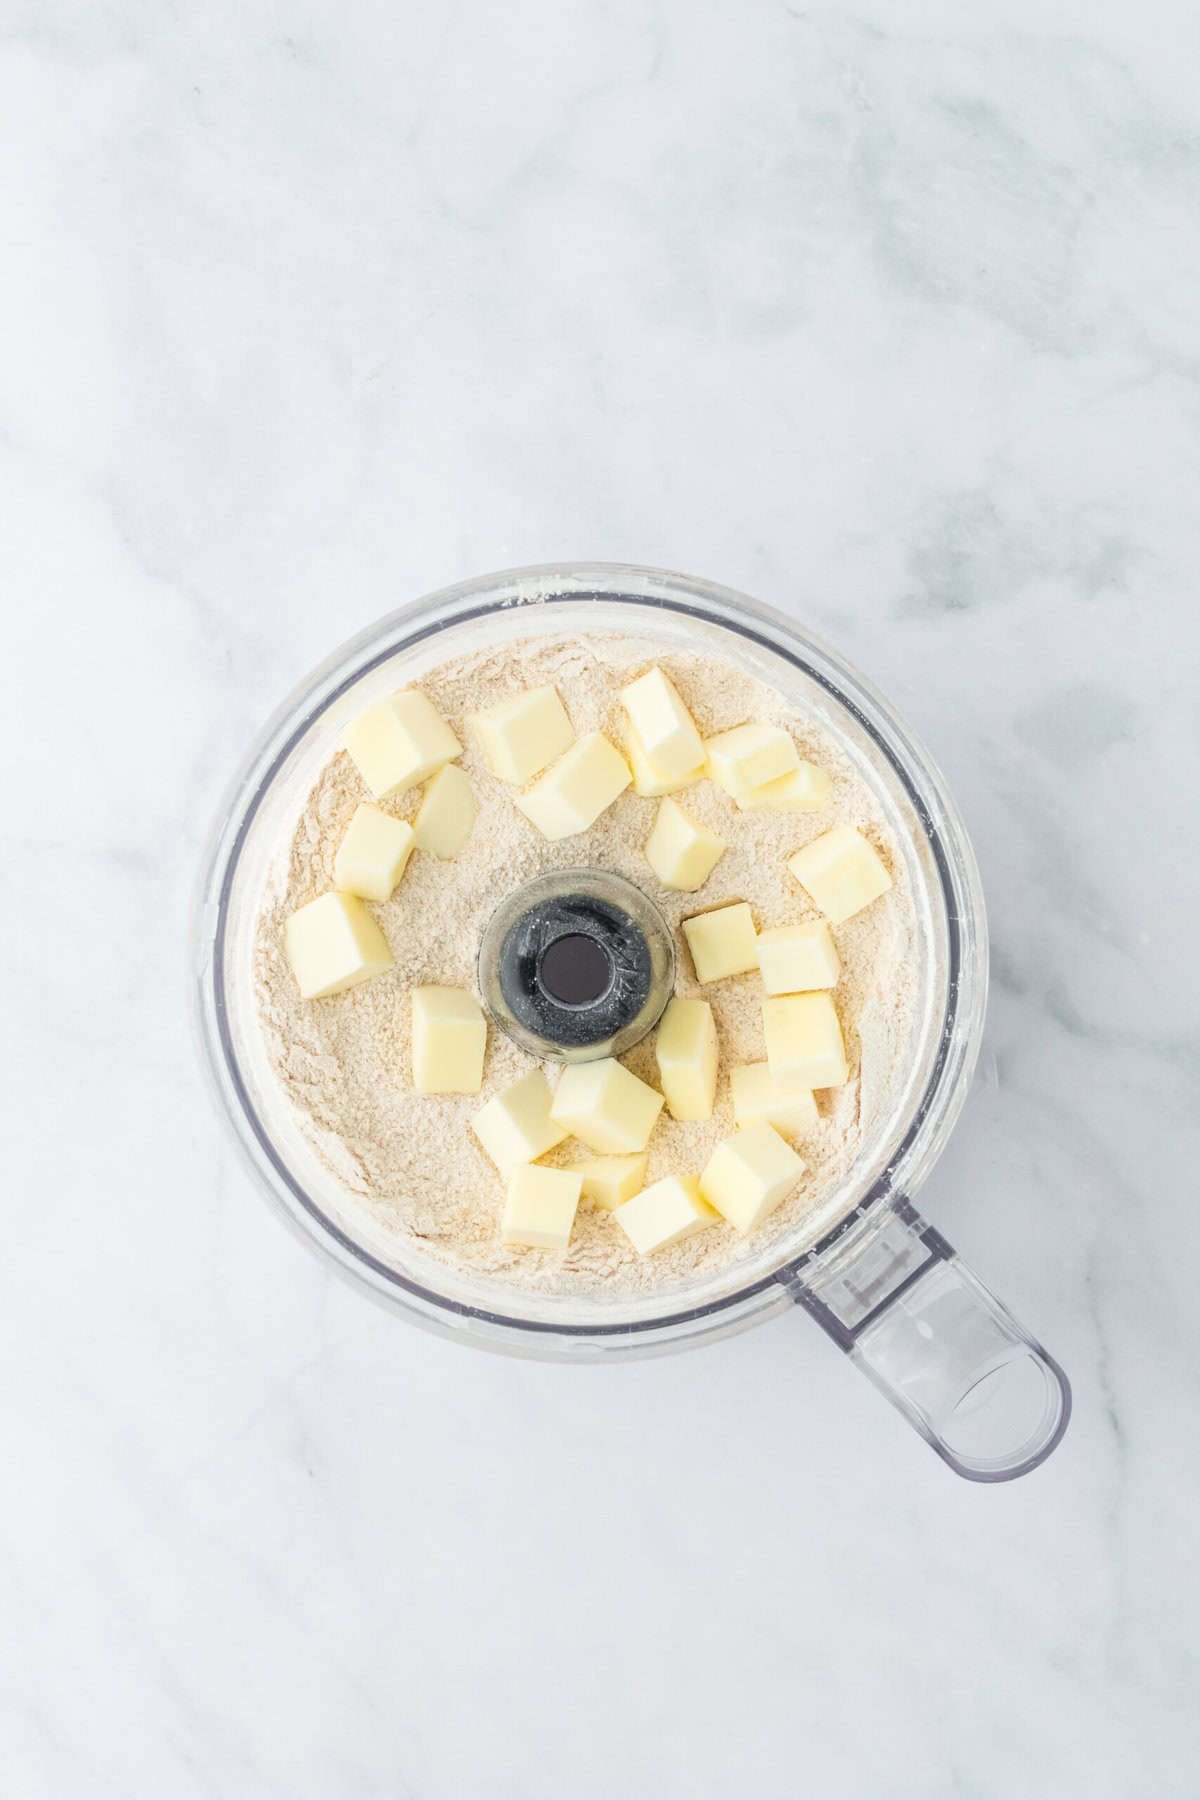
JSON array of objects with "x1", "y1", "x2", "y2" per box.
[{"x1": 253, "y1": 634, "x2": 918, "y2": 1299}]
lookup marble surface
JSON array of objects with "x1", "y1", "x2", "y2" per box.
[{"x1": 3, "y1": 1, "x2": 1198, "y2": 1793}]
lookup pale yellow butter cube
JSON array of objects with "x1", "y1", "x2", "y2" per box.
[
  {"x1": 514, "y1": 733, "x2": 632, "y2": 840},
  {"x1": 501, "y1": 1164, "x2": 582, "y2": 1250},
  {"x1": 471, "y1": 1069, "x2": 568, "y2": 1174},
  {"x1": 283, "y1": 892, "x2": 394, "y2": 999},
  {"x1": 411, "y1": 986, "x2": 487, "y2": 1093},
  {"x1": 573, "y1": 1154, "x2": 649, "y2": 1210},
  {"x1": 705, "y1": 724, "x2": 799, "y2": 800},
  {"x1": 626, "y1": 721, "x2": 706, "y2": 797},
  {"x1": 755, "y1": 921, "x2": 841, "y2": 995},
  {"x1": 619, "y1": 667, "x2": 706, "y2": 780},
  {"x1": 332, "y1": 803, "x2": 415, "y2": 902},
  {"x1": 700, "y1": 1121, "x2": 805, "y2": 1234},
  {"x1": 341, "y1": 690, "x2": 461, "y2": 799},
  {"x1": 729, "y1": 1063, "x2": 819, "y2": 1138},
  {"x1": 613, "y1": 1175, "x2": 717, "y2": 1256},
  {"x1": 788, "y1": 825, "x2": 893, "y2": 924},
  {"x1": 470, "y1": 685, "x2": 575, "y2": 785},
  {"x1": 681, "y1": 902, "x2": 758, "y2": 983},
  {"x1": 656, "y1": 997, "x2": 718, "y2": 1121},
  {"x1": 763, "y1": 992, "x2": 848, "y2": 1090},
  {"x1": 736, "y1": 760, "x2": 831, "y2": 813},
  {"x1": 644, "y1": 797, "x2": 725, "y2": 892},
  {"x1": 413, "y1": 763, "x2": 478, "y2": 859},
  {"x1": 549, "y1": 1057, "x2": 664, "y2": 1154}
]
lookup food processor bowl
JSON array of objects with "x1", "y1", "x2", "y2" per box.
[{"x1": 194, "y1": 563, "x2": 1070, "y2": 1481}]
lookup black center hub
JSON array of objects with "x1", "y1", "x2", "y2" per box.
[
  {"x1": 537, "y1": 932, "x2": 614, "y2": 1008},
  {"x1": 498, "y1": 894, "x2": 652, "y2": 1050},
  {"x1": 477, "y1": 869, "x2": 675, "y2": 1063}
]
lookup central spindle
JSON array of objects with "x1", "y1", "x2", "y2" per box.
[{"x1": 478, "y1": 870, "x2": 675, "y2": 1063}]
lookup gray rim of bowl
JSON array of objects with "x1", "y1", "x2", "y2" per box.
[{"x1": 195, "y1": 563, "x2": 986, "y2": 1340}]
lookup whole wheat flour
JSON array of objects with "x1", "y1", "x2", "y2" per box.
[{"x1": 252, "y1": 634, "x2": 918, "y2": 1299}]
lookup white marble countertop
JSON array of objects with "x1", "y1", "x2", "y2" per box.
[{"x1": 4, "y1": 1, "x2": 1198, "y2": 1793}]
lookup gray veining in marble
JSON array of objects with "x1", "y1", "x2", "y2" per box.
[{"x1": 2, "y1": 1, "x2": 1198, "y2": 1795}]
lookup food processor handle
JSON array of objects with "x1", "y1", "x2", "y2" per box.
[{"x1": 782, "y1": 1198, "x2": 1071, "y2": 1480}]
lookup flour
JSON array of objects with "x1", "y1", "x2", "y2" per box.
[{"x1": 252, "y1": 634, "x2": 917, "y2": 1299}]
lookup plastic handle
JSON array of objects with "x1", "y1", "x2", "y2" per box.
[{"x1": 786, "y1": 1199, "x2": 1071, "y2": 1481}]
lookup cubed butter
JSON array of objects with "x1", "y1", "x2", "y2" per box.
[
  {"x1": 283, "y1": 891, "x2": 394, "y2": 999},
  {"x1": 729, "y1": 1063, "x2": 819, "y2": 1138},
  {"x1": 681, "y1": 902, "x2": 758, "y2": 983},
  {"x1": 573, "y1": 1154, "x2": 649, "y2": 1210},
  {"x1": 699, "y1": 1121, "x2": 805, "y2": 1234},
  {"x1": 411, "y1": 986, "x2": 487, "y2": 1093},
  {"x1": 413, "y1": 763, "x2": 478, "y2": 859},
  {"x1": 514, "y1": 733, "x2": 632, "y2": 841},
  {"x1": 763, "y1": 992, "x2": 848, "y2": 1090},
  {"x1": 788, "y1": 825, "x2": 893, "y2": 924},
  {"x1": 332, "y1": 803, "x2": 416, "y2": 902},
  {"x1": 470, "y1": 685, "x2": 575, "y2": 785},
  {"x1": 755, "y1": 920, "x2": 841, "y2": 995},
  {"x1": 644, "y1": 797, "x2": 725, "y2": 892},
  {"x1": 501, "y1": 1164, "x2": 582, "y2": 1250},
  {"x1": 705, "y1": 724, "x2": 799, "y2": 800},
  {"x1": 736, "y1": 760, "x2": 831, "y2": 813},
  {"x1": 613, "y1": 1175, "x2": 717, "y2": 1256},
  {"x1": 549, "y1": 1057, "x2": 664, "y2": 1154},
  {"x1": 341, "y1": 690, "x2": 461, "y2": 799},
  {"x1": 619, "y1": 667, "x2": 706, "y2": 780},
  {"x1": 656, "y1": 997, "x2": 718, "y2": 1121},
  {"x1": 626, "y1": 721, "x2": 706, "y2": 797},
  {"x1": 471, "y1": 1069, "x2": 568, "y2": 1173}
]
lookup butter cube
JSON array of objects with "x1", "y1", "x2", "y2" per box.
[
  {"x1": 411, "y1": 986, "x2": 487, "y2": 1093},
  {"x1": 763, "y1": 992, "x2": 848, "y2": 1090},
  {"x1": 626, "y1": 722, "x2": 706, "y2": 797},
  {"x1": 332, "y1": 803, "x2": 416, "y2": 902},
  {"x1": 341, "y1": 690, "x2": 461, "y2": 799},
  {"x1": 736, "y1": 760, "x2": 831, "y2": 813},
  {"x1": 681, "y1": 902, "x2": 758, "y2": 983},
  {"x1": 700, "y1": 1121, "x2": 805, "y2": 1234},
  {"x1": 613, "y1": 1175, "x2": 717, "y2": 1256},
  {"x1": 573, "y1": 1153, "x2": 649, "y2": 1210},
  {"x1": 413, "y1": 763, "x2": 478, "y2": 859},
  {"x1": 549, "y1": 1057, "x2": 664, "y2": 1154},
  {"x1": 470, "y1": 685, "x2": 575, "y2": 785},
  {"x1": 788, "y1": 825, "x2": 893, "y2": 924},
  {"x1": 644, "y1": 797, "x2": 725, "y2": 892},
  {"x1": 501, "y1": 1164, "x2": 582, "y2": 1250},
  {"x1": 283, "y1": 891, "x2": 395, "y2": 999},
  {"x1": 705, "y1": 724, "x2": 799, "y2": 801},
  {"x1": 729, "y1": 1063, "x2": 819, "y2": 1138},
  {"x1": 755, "y1": 921, "x2": 841, "y2": 995},
  {"x1": 514, "y1": 733, "x2": 632, "y2": 840},
  {"x1": 619, "y1": 667, "x2": 706, "y2": 780},
  {"x1": 656, "y1": 997, "x2": 718, "y2": 1121},
  {"x1": 471, "y1": 1069, "x2": 568, "y2": 1173}
]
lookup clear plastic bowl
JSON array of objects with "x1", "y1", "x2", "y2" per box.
[{"x1": 194, "y1": 563, "x2": 1070, "y2": 1480}]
